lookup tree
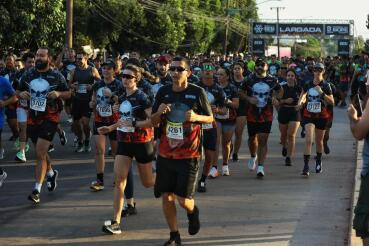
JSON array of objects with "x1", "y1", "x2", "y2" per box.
[{"x1": 294, "y1": 36, "x2": 322, "y2": 58}]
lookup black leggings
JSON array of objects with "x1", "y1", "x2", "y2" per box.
[{"x1": 124, "y1": 167, "x2": 134, "y2": 199}]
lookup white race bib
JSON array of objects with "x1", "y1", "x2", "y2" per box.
[
  {"x1": 166, "y1": 121, "x2": 184, "y2": 140},
  {"x1": 117, "y1": 126, "x2": 135, "y2": 133},
  {"x1": 215, "y1": 108, "x2": 229, "y2": 120},
  {"x1": 77, "y1": 84, "x2": 88, "y2": 94},
  {"x1": 202, "y1": 123, "x2": 213, "y2": 129},
  {"x1": 307, "y1": 102, "x2": 321, "y2": 113},
  {"x1": 30, "y1": 97, "x2": 47, "y2": 112},
  {"x1": 97, "y1": 105, "x2": 112, "y2": 117}
]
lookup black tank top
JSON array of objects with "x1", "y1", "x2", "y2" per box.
[{"x1": 73, "y1": 66, "x2": 94, "y2": 100}]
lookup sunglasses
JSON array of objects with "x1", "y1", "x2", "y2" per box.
[
  {"x1": 281, "y1": 67, "x2": 288, "y2": 70},
  {"x1": 256, "y1": 63, "x2": 266, "y2": 67},
  {"x1": 202, "y1": 64, "x2": 215, "y2": 71},
  {"x1": 169, "y1": 66, "x2": 186, "y2": 72},
  {"x1": 313, "y1": 68, "x2": 323, "y2": 72},
  {"x1": 122, "y1": 74, "x2": 135, "y2": 79}
]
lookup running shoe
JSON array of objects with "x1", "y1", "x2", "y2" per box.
[
  {"x1": 232, "y1": 153, "x2": 238, "y2": 162},
  {"x1": 59, "y1": 130, "x2": 67, "y2": 146},
  {"x1": 301, "y1": 164, "x2": 310, "y2": 177},
  {"x1": 282, "y1": 147, "x2": 287, "y2": 157},
  {"x1": 46, "y1": 170, "x2": 58, "y2": 192},
  {"x1": 285, "y1": 157, "x2": 292, "y2": 166},
  {"x1": 84, "y1": 142, "x2": 92, "y2": 152},
  {"x1": 90, "y1": 180, "x2": 104, "y2": 191},
  {"x1": 324, "y1": 143, "x2": 330, "y2": 155},
  {"x1": 208, "y1": 167, "x2": 219, "y2": 179},
  {"x1": 222, "y1": 165, "x2": 230, "y2": 176},
  {"x1": 197, "y1": 181, "x2": 206, "y2": 193},
  {"x1": 0, "y1": 171, "x2": 7, "y2": 188},
  {"x1": 73, "y1": 136, "x2": 78, "y2": 148},
  {"x1": 75, "y1": 143, "x2": 84, "y2": 153},
  {"x1": 0, "y1": 148, "x2": 5, "y2": 160},
  {"x1": 102, "y1": 220, "x2": 121, "y2": 235},
  {"x1": 315, "y1": 159, "x2": 323, "y2": 173},
  {"x1": 15, "y1": 151, "x2": 26, "y2": 163},
  {"x1": 67, "y1": 117, "x2": 73, "y2": 124},
  {"x1": 48, "y1": 144, "x2": 55, "y2": 153},
  {"x1": 247, "y1": 155, "x2": 257, "y2": 171},
  {"x1": 121, "y1": 203, "x2": 137, "y2": 217},
  {"x1": 187, "y1": 206, "x2": 200, "y2": 235},
  {"x1": 256, "y1": 165, "x2": 265, "y2": 178},
  {"x1": 164, "y1": 233, "x2": 182, "y2": 246},
  {"x1": 28, "y1": 190, "x2": 40, "y2": 204}
]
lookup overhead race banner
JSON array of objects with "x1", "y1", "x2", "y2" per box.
[
  {"x1": 252, "y1": 38, "x2": 265, "y2": 55},
  {"x1": 337, "y1": 40, "x2": 350, "y2": 56},
  {"x1": 253, "y1": 22, "x2": 352, "y2": 36}
]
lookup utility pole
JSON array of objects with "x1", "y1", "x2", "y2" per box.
[
  {"x1": 66, "y1": 0, "x2": 73, "y2": 49},
  {"x1": 270, "y1": 6, "x2": 284, "y2": 58},
  {"x1": 224, "y1": 0, "x2": 230, "y2": 56}
]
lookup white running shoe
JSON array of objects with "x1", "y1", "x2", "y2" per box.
[
  {"x1": 256, "y1": 165, "x2": 265, "y2": 178},
  {"x1": 247, "y1": 155, "x2": 257, "y2": 171},
  {"x1": 0, "y1": 148, "x2": 4, "y2": 159},
  {"x1": 0, "y1": 171, "x2": 7, "y2": 187},
  {"x1": 208, "y1": 167, "x2": 220, "y2": 179},
  {"x1": 222, "y1": 165, "x2": 230, "y2": 176}
]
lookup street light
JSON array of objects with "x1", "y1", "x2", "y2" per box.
[{"x1": 271, "y1": 6, "x2": 285, "y2": 58}]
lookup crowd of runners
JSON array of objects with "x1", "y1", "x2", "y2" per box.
[{"x1": 0, "y1": 47, "x2": 368, "y2": 245}]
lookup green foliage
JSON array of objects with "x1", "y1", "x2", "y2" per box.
[{"x1": 294, "y1": 36, "x2": 322, "y2": 58}]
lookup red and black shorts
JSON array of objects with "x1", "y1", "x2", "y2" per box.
[
  {"x1": 93, "y1": 121, "x2": 117, "y2": 141},
  {"x1": 247, "y1": 121, "x2": 272, "y2": 137},
  {"x1": 117, "y1": 141, "x2": 155, "y2": 164},
  {"x1": 278, "y1": 107, "x2": 301, "y2": 124},
  {"x1": 303, "y1": 117, "x2": 328, "y2": 130},
  {"x1": 28, "y1": 120, "x2": 58, "y2": 144},
  {"x1": 155, "y1": 156, "x2": 200, "y2": 198}
]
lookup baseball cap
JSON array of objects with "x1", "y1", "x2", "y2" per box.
[
  {"x1": 255, "y1": 58, "x2": 267, "y2": 66},
  {"x1": 102, "y1": 60, "x2": 116, "y2": 69},
  {"x1": 314, "y1": 63, "x2": 325, "y2": 70},
  {"x1": 157, "y1": 55, "x2": 170, "y2": 64}
]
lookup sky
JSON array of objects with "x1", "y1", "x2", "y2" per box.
[{"x1": 257, "y1": 0, "x2": 369, "y2": 39}]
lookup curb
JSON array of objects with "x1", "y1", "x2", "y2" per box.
[{"x1": 350, "y1": 140, "x2": 363, "y2": 246}]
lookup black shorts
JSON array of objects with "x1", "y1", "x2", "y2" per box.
[
  {"x1": 93, "y1": 122, "x2": 117, "y2": 141},
  {"x1": 65, "y1": 98, "x2": 73, "y2": 108},
  {"x1": 353, "y1": 174, "x2": 369, "y2": 239},
  {"x1": 71, "y1": 99, "x2": 91, "y2": 120},
  {"x1": 236, "y1": 100, "x2": 247, "y2": 117},
  {"x1": 116, "y1": 141, "x2": 155, "y2": 164},
  {"x1": 5, "y1": 108, "x2": 16, "y2": 119},
  {"x1": 278, "y1": 107, "x2": 301, "y2": 124},
  {"x1": 203, "y1": 127, "x2": 217, "y2": 151},
  {"x1": 339, "y1": 82, "x2": 349, "y2": 92},
  {"x1": 247, "y1": 121, "x2": 272, "y2": 137},
  {"x1": 28, "y1": 121, "x2": 58, "y2": 144},
  {"x1": 155, "y1": 156, "x2": 200, "y2": 198},
  {"x1": 326, "y1": 120, "x2": 333, "y2": 129},
  {"x1": 303, "y1": 117, "x2": 328, "y2": 130}
]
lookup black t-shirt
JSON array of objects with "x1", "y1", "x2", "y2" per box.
[
  {"x1": 0, "y1": 68, "x2": 19, "y2": 90},
  {"x1": 18, "y1": 68, "x2": 68, "y2": 124},
  {"x1": 268, "y1": 63, "x2": 280, "y2": 76},
  {"x1": 60, "y1": 62, "x2": 76, "y2": 82},
  {"x1": 137, "y1": 78, "x2": 154, "y2": 104},
  {"x1": 302, "y1": 80, "x2": 332, "y2": 119},
  {"x1": 73, "y1": 66, "x2": 95, "y2": 101},
  {"x1": 216, "y1": 83, "x2": 238, "y2": 123},
  {"x1": 280, "y1": 84, "x2": 302, "y2": 106},
  {"x1": 152, "y1": 83, "x2": 212, "y2": 159}
]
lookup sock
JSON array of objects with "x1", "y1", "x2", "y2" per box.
[
  {"x1": 304, "y1": 155, "x2": 310, "y2": 166},
  {"x1": 251, "y1": 154, "x2": 256, "y2": 158},
  {"x1": 258, "y1": 163, "x2": 263, "y2": 167},
  {"x1": 34, "y1": 183, "x2": 42, "y2": 193},
  {"x1": 85, "y1": 139, "x2": 90, "y2": 146},
  {"x1": 316, "y1": 153, "x2": 322, "y2": 162},
  {"x1": 200, "y1": 174, "x2": 207, "y2": 182},
  {"x1": 97, "y1": 173, "x2": 104, "y2": 183},
  {"x1": 223, "y1": 163, "x2": 228, "y2": 166},
  {"x1": 170, "y1": 231, "x2": 180, "y2": 239},
  {"x1": 47, "y1": 169, "x2": 54, "y2": 178}
]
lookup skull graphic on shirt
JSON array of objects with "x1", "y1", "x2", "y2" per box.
[
  {"x1": 96, "y1": 87, "x2": 112, "y2": 107},
  {"x1": 308, "y1": 88, "x2": 320, "y2": 102},
  {"x1": 252, "y1": 82, "x2": 270, "y2": 108},
  {"x1": 29, "y1": 78, "x2": 50, "y2": 101}
]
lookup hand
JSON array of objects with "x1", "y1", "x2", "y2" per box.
[
  {"x1": 314, "y1": 86, "x2": 324, "y2": 95},
  {"x1": 295, "y1": 103, "x2": 303, "y2": 111},
  {"x1": 97, "y1": 126, "x2": 110, "y2": 135},
  {"x1": 272, "y1": 98, "x2": 279, "y2": 107},
  {"x1": 118, "y1": 118, "x2": 132, "y2": 127},
  {"x1": 347, "y1": 104, "x2": 359, "y2": 122},
  {"x1": 249, "y1": 97, "x2": 258, "y2": 105},
  {"x1": 0, "y1": 100, "x2": 5, "y2": 108},
  {"x1": 284, "y1": 98, "x2": 294, "y2": 104},
  {"x1": 158, "y1": 103, "x2": 171, "y2": 115},
  {"x1": 19, "y1": 91, "x2": 30, "y2": 100},
  {"x1": 48, "y1": 91, "x2": 60, "y2": 99},
  {"x1": 185, "y1": 109, "x2": 197, "y2": 122},
  {"x1": 89, "y1": 100, "x2": 96, "y2": 109},
  {"x1": 103, "y1": 88, "x2": 112, "y2": 98},
  {"x1": 87, "y1": 84, "x2": 93, "y2": 91},
  {"x1": 112, "y1": 103, "x2": 119, "y2": 113}
]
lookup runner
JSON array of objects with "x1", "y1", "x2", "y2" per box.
[
  {"x1": 197, "y1": 60, "x2": 226, "y2": 184},
  {"x1": 296, "y1": 63, "x2": 334, "y2": 176},
  {"x1": 241, "y1": 58, "x2": 282, "y2": 178},
  {"x1": 15, "y1": 52, "x2": 35, "y2": 162},
  {"x1": 277, "y1": 69, "x2": 301, "y2": 166},
  {"x1": 100, "y1": 64, "x2": 155, "y2": 234},
  {"x1": 89, "y1": 60, "x2": 120, "y2": 191},
  {"x1": 69, "y1": 50, "x2": 100, "y2": 152},
  {"x1": 152, "y1": 56, "x2": 213, "y2": 245},
  {"x1": 231, "y1": 61, "x2": 248, "y2": 162},
  {"x1": 17, "y1": 47, "x2": 70, "y2": 204}
]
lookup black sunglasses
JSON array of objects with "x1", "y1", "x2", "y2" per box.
[
  {"x1": 169, "y1": 66, "x2": 186, "y2": 72},
  {"x1": 122, "y1": 74, "x2": 135, "y2": 79},
  {"x1": 256, "y1": 63, "x2": 266, "y2": 67},
  {"x1": 313, "y1": 68, "x2": 323, "y2": 72}
]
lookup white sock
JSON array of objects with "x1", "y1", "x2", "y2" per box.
[
  {"x1": 47, "y1": 169, "x2": 54, "y2": 178},
  {"x1": 34, "y1": 183, "x2": 42, "y2": 192}
]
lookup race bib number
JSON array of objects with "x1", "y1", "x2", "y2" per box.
[
  {"x1": 117, "y1": 126, "x2": 135, "y2": 133},
  {"x1": 97, "y1": 105, "x2": 112, "y2": 117},
  {"x1": 77, "y1": 84, "x2": 88, "y2": 94},
  {"x1": 166, "y1": 121, "x2": 184, "y2": 140},
  {"x1": 20, "y1": 99, "x2": 28, "y2": 107},
  {"x1": 307, "y1": 102, "x2": 321, "y2": 113},
  {"x1": 30, "y1": 97, "x2": 47, "y2": 112},
  {"x1": 215, "y1": 109, "x2": 229, "y2": 120},
  {"x1": 202, "y1": 123, "x2": 213, "y2": 129}
]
